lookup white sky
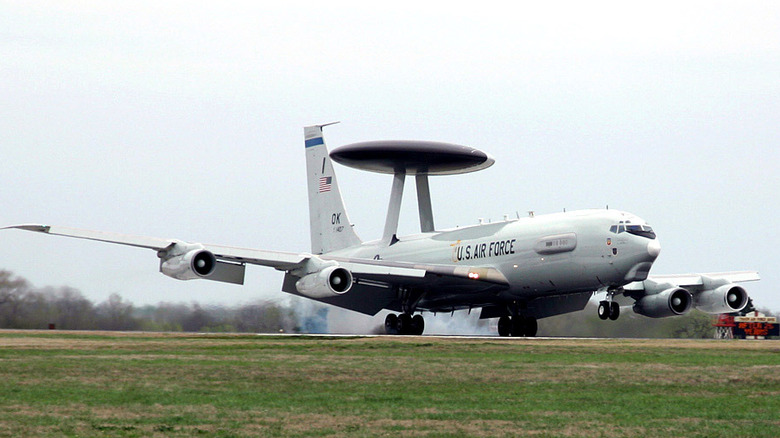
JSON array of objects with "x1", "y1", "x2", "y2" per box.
[{"x1": 1, "y1": 2, "x2": 778, "y2": 318}]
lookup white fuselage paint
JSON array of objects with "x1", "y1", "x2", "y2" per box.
[{"x1": 327, "y1": 209, "x2": 659, "y2": 299}]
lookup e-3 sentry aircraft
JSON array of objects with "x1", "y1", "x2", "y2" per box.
[{"x1": 4, "y1": 124, "x2": 759, "y2": 336}]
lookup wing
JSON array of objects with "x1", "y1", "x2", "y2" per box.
[
  {"x1": 625, "y1": 271, "x2": 760, "y2": 291},
  {"x1": 621, "y1": 271, "x2": 760, "y2": 317},
  {"x1": 3, "y1": 224, "x2": 307, "y2": 276},
  {"x1": 5, "y1": 224, "x2": 172, "y2": 250},
  {"x1": 3, "y1": 224, "x2": 508, "y2": 315}
]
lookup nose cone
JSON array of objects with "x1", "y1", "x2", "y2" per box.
[{"x1": 647, "y1": 239, "x2": 661, "y2": 259}]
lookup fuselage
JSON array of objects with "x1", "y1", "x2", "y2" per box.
[{"x1": 328, "y1": 209, "x2": 660, "y2": 302}]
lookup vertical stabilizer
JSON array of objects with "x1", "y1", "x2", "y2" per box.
[{"x1": 304, "y1": 124, "x2": 362, "y2": 254}]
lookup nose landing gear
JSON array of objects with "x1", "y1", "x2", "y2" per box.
[{"x1": 598, "y1": 300, "x2": 620, "y2": 320}]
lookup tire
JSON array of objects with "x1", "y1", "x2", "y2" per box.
[
  {"x1": 511, "y1": 317, "x2": 526, "y2": 337},
  {"x1": 411, "y1": 314, "x2": 425, "y2": 336},
  {"x1": 524, "y1": 317, "x2": 538, "y2": 337},
  {"x1": 385, "y1": 313, "x2": 399, "y2": 335},
  {"x1": 608, "y1": 302, "x2": 620, "y2": 321},
  {"x1": 498, "y1": 316, "x2": 511, "y2": 337},
  {"x1": 597, "y1": 301, "x2": 610, "y2": 320}
]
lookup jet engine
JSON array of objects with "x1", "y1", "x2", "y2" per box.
[
  {"x1": 295, "y1": 265, "x2": 353, "y2": 299},
  {"x1": 633, "y1": 286, "x2": 692, "y2": 318},
  {"x1": 694, "y1": 284, "x2": 748, "y2": 314},
  {"x1": 160, "y1": 243, "x2": 217, "y2": 281}
]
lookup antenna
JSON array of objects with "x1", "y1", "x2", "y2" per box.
[
  {"x1": 329, "y1": 139, "x2": 494, "y2": 244},
  {"x1": 317, "y1": 121, "x2": 341, "y2": 129}
]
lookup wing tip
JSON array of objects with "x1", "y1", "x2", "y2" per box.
[{"x1": 2, "y1": 224, "x2": 51, "y2": 233}]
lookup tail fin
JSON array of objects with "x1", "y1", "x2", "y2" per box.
[{"x1": 304, "y1": 124, "x2": 362, "y2": 254}]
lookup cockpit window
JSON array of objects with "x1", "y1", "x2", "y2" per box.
[
  {"x1": 609, "y1": 222, "x2": 656, "y2": 239},
  {"x1": 626, "y1": 225, "x2": 656, "y2": 239}
]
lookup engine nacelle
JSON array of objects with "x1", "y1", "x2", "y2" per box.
[
  {"x1": 694, "y1": 284, "x2": 748, "y2": 314},
  {"x1": 633, "y1": 287, "x2": 692, "y2": 318},
  {"x1": 295, "y1": 265, "x2": 353, "y2": 298},
  {"x1": 160, "y1": 247, "x2": 217, "y2": 281}
]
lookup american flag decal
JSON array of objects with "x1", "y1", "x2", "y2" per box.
[{"x1": 319, "y1": 176, "x2": 332, "y2": 193}]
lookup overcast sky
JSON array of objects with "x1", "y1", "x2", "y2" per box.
[{"x1": 1, "y1": 2, "x2": 778, "y2": 323}]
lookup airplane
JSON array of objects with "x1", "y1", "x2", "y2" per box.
[{"x1": 3, "y1": 123, "x2": 759, "y2": 336}]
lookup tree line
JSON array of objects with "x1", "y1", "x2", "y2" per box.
[{"x1": 0, "y1": 270, "x2": 311, "y2": 333}]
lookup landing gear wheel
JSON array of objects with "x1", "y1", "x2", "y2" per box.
[
  {"x1": 511, "y1": 317, "x2": 526, "y2": 337},
  {"x1": 608, "y1": 302, "x2": 620, "y2": 321},
  {"x1": 498, "y1": 316, "x2": 511, "y2": 337},
  {"x1": 523, "y1": 317, "x2": 538, "y2": 337},
  {"x1": 384, "y1": 314, "x2": 399, "y2": 335},
  {"x1": 411, "y1": 314, "x2": 425, "y2": 336},
  {"x1": 598, "y1": 301, "x2": 610, "y2": 320},
  {"x1": 385, "y1": 313, "x2": 425, "y2": 335},
  {"x1": 507, "y1": 317, "x2": 537, "y2": 337}
]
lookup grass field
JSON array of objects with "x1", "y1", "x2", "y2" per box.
[{"x1": 0, "y1": 331, "x2": 778, "y2": 437}]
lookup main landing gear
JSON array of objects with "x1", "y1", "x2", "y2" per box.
[
  {"x1": 385, "y1": 313, "x2": 425, "y2": 335},
  {"x1": 497, "y1": 315, "x2": 538, "y2": 337},
  {"x1": 597, "y1": 300, "x2": 620, "y2": 320}
]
